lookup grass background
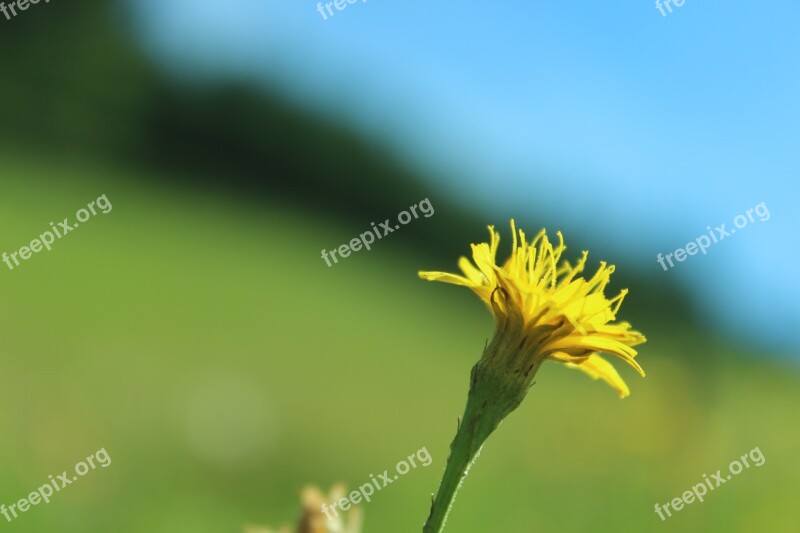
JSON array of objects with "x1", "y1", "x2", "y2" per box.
[{"x1": 0, "y1": 154, "x2": 797, "y2": 532}]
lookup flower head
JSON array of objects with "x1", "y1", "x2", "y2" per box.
[
  {"x1": 419, "y1": 221, "x2": 646, "y2": 398},
  {"x1": 246, "y1": 485, "x2": 362, "y2": 533}
]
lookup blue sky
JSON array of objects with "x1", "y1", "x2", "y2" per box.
[{"x1": 129, "y1": 0, "x2": 800, "y2": 353}]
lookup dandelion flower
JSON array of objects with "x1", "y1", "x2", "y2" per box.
[{"x1": 419, "y1": 221, "x2": 646, "y2": 533}]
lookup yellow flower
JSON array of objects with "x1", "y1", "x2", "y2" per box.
[{"x1": 419, "y1": 220, "x2": 646, "y2": 398}]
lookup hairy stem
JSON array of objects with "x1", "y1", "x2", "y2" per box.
[{"x1": 423, "y1": 358, "x2": 537, "y2": 533}]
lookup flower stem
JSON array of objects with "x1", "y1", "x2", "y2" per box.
[
  {"x1": 422, "y1": 394, "x2": 489, "y2": 533},
  {"x1": 423, "y1": 358, "x2": 536, "y2": 533}
]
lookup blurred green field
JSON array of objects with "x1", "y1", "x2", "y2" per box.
[{"x1": 0, "y1": 154, "x2": 798, "y2": 532}]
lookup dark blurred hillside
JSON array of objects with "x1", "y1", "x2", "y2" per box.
[
  {"x1": 141, "y1": 83, "x2": 472, "y2": 244},
  {"x1": 0, "y1": 0, "x2": 156, "y2": 155},
  {"x1": 0, "y1": 0, "x2": 695, "y2": 335}
]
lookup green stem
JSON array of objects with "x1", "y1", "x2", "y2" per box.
[
  {"x1": 422, "y1": 393, "x2": 490, "y2": 533},
  {"x1": 423, "y1": 359, "x2": 537, "y2": 533}
]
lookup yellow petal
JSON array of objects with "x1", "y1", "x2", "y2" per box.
[
  {"x1": 549, "y1": 350, "x2": 592, "y2": 364},
  {"x1": 544, "y1": 334, "x2": 645, "y2": 377},
  {"x1": 458, "y1": 256, "x2": 486, "y2": 285},
  {"x1": 565, "y1": 354, "x2": 631, "y2": 398},
  {"x1": 418, "y1": 270, "x2": 473, "y2": 287}
]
